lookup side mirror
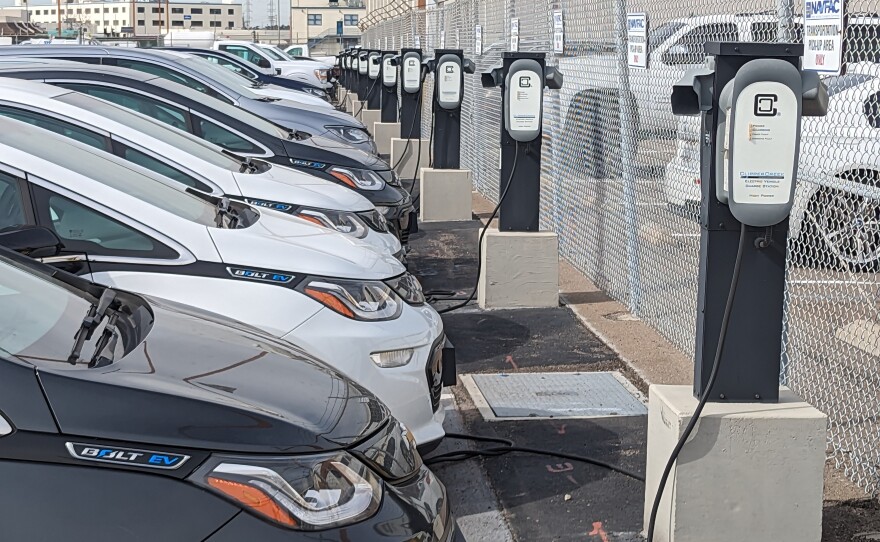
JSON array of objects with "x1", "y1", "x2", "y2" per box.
[
  {"x1": 0, "y1": 226, "x2": 63, "y2": 258},
  {"x1": 258, "y1": 58, "x2": 271, "y2": 69}
]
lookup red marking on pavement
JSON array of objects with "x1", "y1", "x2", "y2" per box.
[
  {"x1": 546, "y1": 462, "x2": 573, "y2": 473},
  {"x1": 588, "y1": 521, "x2": 610, "y2": 542},
  {"x1": 556, "y1": 423, "x2": 567, "y2": 435},
  {"x1": 504, "y1": 355, "x2": 518, "y2": 370}
]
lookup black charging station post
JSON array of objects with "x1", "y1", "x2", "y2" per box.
[
  {"x1": 399, "y1": 48, "x2": 423, "y2": 139},
  {"x1": 366, "y1": 50, "x2": 381, "y2": 110},
  {"x1": 380, "y1": 51, "x2": 398, "y2": 123},
  {"x1": 429, "y1": 49, "x2": 475, "y2": 169},
  {"x1": 482, "y1": 52, "x2": 562, "y2": 231},
  {"x1": 688, "y1": 43, "x2": 813, "y2": 404}
]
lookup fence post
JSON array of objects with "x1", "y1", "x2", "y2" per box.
[{"x1": 613, "y1": 0, "x2": 642, "y2": 314}]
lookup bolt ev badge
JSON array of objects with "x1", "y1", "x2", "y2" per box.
[
  {"x1": 226, "y1": 267, "x2": 295, "y2": 284},
  {"x1": 66, "y1": 443, "x2": 190, "y2": 470}
]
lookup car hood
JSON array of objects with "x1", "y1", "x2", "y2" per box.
[
  {"x1": 37, "y1": 296, "x2": 389, "y2": 453},
  {"x1": 240, "y1": 96, "x2": 364, "y2": 131},
  {"x1": 252, "y1": 84, "x2": 333, "y2": 109},
  {"x1": 209, "y1": 211, "x2": 405, "y2": 279},
  {"x1": 233, "y1": 166, "x2": 373, "y2": 212},
  {"x1": 286, "y1": 134, "x2": 389, "y2": 170}
]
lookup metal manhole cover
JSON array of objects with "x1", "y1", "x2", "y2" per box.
[{"x1": 467, "y1": 372, "x2": 647, "y2": 420}]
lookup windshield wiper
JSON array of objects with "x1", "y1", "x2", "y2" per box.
[
  {"x1": 256, "y1": 96, "x2": 282, "y2": 102},
  {"x1": 216, "y1": 197, "x2": 241, "y2": 229},
  {"x1": 251, "y1": 81, "x2": 267, "y2": 89},
  {"x1": 68, "y1": 288, "x2": 118, "y2": 365},
  {"x1": 287, "y1": 129, "x2": 312, "y2": 141}
]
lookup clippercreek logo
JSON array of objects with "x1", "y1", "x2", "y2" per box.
[{"x1": 66, "y1": 443, "x2": 190, "y2": 470}]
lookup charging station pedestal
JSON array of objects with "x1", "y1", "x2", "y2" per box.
[
  {"x1": 477, "y1": 52, "x2": 563, "y2": 308},
  {"x1": 354, "y1": 51, "x2": 369, "y2": 121},
  {"x1": 372, "y1": 51, "x2": 400, "y2": 157},
  {"x1": 391, "y1": 48, "x2": 429, "y2": 181},
  {"x1": 643, "y1": 43, "x2": 828, "y2": 542},
  {"x1": 361, "y1": 51, "x2": 382, "y2": 134},
  {"x1": 419, "y1": 49, "x2": 475, "y2": 222}
]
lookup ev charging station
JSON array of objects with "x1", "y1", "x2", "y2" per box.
[
  {"x1": 355, "y1": 49, "x2": 369, "y2": 119},
  {"x1": 643, "y1": 43, "x2": 829, "y2": 542},
  {"x1": 417, "y1": 49, "x2": 477, "y2": 222},
  {"x1": 476, "y1": 52, "x2": 563, "y2": 308},
  {"x1": 359, "y1": 51, "x2": 383, "y2": 135},
  {"x1": 370, "y1": 51, "x2": 401, "y2": 158},
  {"x1": 391, "y1": 48, "x2": 430, "y2": 182}
]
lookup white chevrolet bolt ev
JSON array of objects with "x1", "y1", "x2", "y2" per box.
[
  {"x1": 0, "y1": 119, "x2": 449, "y2": 448},
  {"x1": 0, "y1": 78, "x2": 402, "y2": 259}
]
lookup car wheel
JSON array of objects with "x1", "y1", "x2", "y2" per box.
[{"x1": 805, "y1": 188, "x2": 880, "y2": 272}]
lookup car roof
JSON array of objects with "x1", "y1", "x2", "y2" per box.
[
  {"x1": 0, "y1": 45, "x2": 188, "y2": 62},
  {"x1": 0, "y1": 57, "x2": 159, "y2": 82}
]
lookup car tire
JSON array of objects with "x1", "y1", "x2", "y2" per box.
[{"x1": 800, "y1": 188, "x2": 880, "y2": 272}]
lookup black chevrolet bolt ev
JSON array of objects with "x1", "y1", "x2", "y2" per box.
[
  {"x1": 0, "y1": 244, "x2": 455, "y2": 541},
  {"x1": 0, "y1": 59, "x2": 418, "y2": 244}
]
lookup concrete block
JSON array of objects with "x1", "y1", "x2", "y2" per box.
[
  {"x1": 478, "y1": 228, "x2": 559, "y2": 309},
  {"x1": 644, "y1": 385, "x2": 826, "y2": 542},
  {"x1": 344, "y1": 93, "x2": 359, "y2": 114},
  {"x1": 390, "y1": 138, "x2": 430, "y2": 181},
  {"x1": 419, "y1": 168, "x2": 473, "y2": 222},
  {"x1": 361, "y1": 109, "x2": 381, "y2": 135},
  {"x1": 354, "y1": 102, "x2": 366, "y2": 121},
  {"x1": 373, "y1": 122, "x2": 400, "y2": 157}
]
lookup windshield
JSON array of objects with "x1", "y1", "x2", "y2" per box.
[
  {"x1": 199, "y1": 53, "x2": 259, "y2": 80},
  {"x1": 825, "y1": 74, "x2": 875, "y2": 97},
  {"x1": 55, "y1": 92, "x2": 244, "y2": 171},
  {"x1": 1, "y1": 119, "x2": 219, "y2": 226},
  {"x1": 648, "y1": 22, "x2": 687, "y2": 54},
  {"x1": 174, "y1": 54, "x2": 264, "y2": 99},
  {"x1": 150, "y1": 78, "x2": 292, "y2": 140},
  {"x1": 0, "y1": 254, "x2": 90, "y2": 357},
  {"x1": 258, "y1": 45, "x2": 287, "y2": 61}
]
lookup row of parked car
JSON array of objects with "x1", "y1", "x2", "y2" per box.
[{"x1": 0, "y1": 43, "x2": 458, "y2": 541}]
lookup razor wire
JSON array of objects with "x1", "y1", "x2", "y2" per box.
[{"x1": 363, "y1": 0, "x2": 880, "y2": 497}]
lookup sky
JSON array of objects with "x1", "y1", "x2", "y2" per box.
[{"x1": 0, "y1": 0, "x2": 290, "y2": 26}]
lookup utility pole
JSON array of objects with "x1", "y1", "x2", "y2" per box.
[{"x1": 56, "y1": 0, "x2": 61, "y2": 36}]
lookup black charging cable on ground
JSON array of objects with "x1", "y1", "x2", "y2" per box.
[
  {"x1": 433, "y1": 142, "x2": 523, "y2": 314},
  {"x1": 353, "y1": 79, "x2": 379, "y2": 117},
  {"x1": 645, "y1": 222, "x2": 748, "y2": 542},
  {"x1": 425, "y1": 433, "x2": 645, "y2": 482}
]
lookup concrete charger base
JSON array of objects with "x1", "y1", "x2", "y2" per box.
[
  {"x1": 419, "y1": 168, "x2": 473, "y2": 222},
  {"x1": 361, "y1": 109, "x2": 381, "y2": 136},
  {"x1": 643, "y1": 385, "x2": 826, "y2": 542},
  {"x1": 477, "y1": 228, "x2": 559, "y2": 309},
  {"x1": 344, "y1": 93, "x2": 359, "y2": 114},
  {"x1": 390, "y1": 138, "x2": 430, "y2": 181},
  {"x1": 372, "y1": 122, "x2": 400, "y2": 157}
]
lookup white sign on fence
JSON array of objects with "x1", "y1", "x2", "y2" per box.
[
  {"x1": 552, "y1": 10, "x2": 564, "y2": 53},
  {"x1": 803, "y1": 0, "x2": 846, "y2": 74},
  {"x1": 510, "y1": 18, "x2": 519, "y2": 51},
  {"x1": 414, "y1": 35, "x2": 421, "y2": 47},
  {"x1": 627, "y1": 12, "x2": 648, "y2": 69},
  {"x1": 475, "y1": 24, "x2": 483, "y2": 55},
  {"x1": 440, "y1": 30, "x2": 446, "y2": 48}
]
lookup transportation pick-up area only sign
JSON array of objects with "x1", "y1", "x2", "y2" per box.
[
  {"x1": 627, "y1": 13, "x2": 648, "y2": 69},
  {"x1": 803, "y1": 0, "x2": 846, "y2": 75}
]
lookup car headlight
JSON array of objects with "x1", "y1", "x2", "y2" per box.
[
  {"x1": 325, "y1": 125, "x2": 372, "y2": 144},
  {"x1": 299, "y1": 277, "x2": 403, "y2": 321},
  {"x1": 385, "y1": 272, "x2": 425, "y2": 305},
  {"x1": 189, "y1": 452, "x2": 382, "y2": 530},
  {"x1": 355, "y1": 209, "x2": 390, "y2": 233},
  {"x1": 315, "y1": 68, "x2": 328, "y2": 82},
  {"x1": 296, "y1": 208, "x2": 369, "y2": 238},
  {"x1": 303, "y1": 87, "x2": 328, "y2": 99},
  {"x1": 376, "y1": 169, "x2": 403, "y2": 188},
  {"x1": 329, "y1": 166, "x2": 386, "y2": 191}
]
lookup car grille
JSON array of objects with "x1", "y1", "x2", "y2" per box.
[{"x1": 426, "y1": 335, "x2": 445, "y2": 413}]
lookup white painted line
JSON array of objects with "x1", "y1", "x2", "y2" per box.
[{"x1": 790, "y1": 280, "x2": 880, "y2": 285}]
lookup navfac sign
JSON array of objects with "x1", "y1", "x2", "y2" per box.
[
  {"x1": 803, "y1": 0, "x2": 846, "y2": 75},
  {"x1": 627, "y1": 13, "x2": 648, "y2": 69}
]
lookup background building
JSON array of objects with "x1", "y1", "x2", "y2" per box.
[
  {"x1": 289, "y1": 0, "x2": 363, "y2": 54},
  {"x1": 0, "y1": 0, "x2": 241, "y2": 37}
]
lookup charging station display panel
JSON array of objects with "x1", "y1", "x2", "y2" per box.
[
  {"x1": 368, "y1": 53, "x2": 381, "y2": 78},
  {"x1": 352, "y1": 55, "x2": 359, "y2": 70},
  {"x1": 403, "y1": 53, "x2": 421, "y2": 93},
  {"x1": 358, "y1": 55, "x2": 368, "y2": 74},
  {"x1": 437, "y1": 58, "x2": 462, "y2": 109},
  {"x1": 383, "y1": 56, "x2": 397, "y2": 86},
  {"x1": 728, "y1": 60, "x2": 802, "y2": 227},
  {"x1": 504, "y1": 59, "x2": 543, "y2": 142}
]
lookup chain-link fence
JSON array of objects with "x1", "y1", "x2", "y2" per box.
[{"x1": 363, "y1": 0, "x2": 880, "y2": 496}]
